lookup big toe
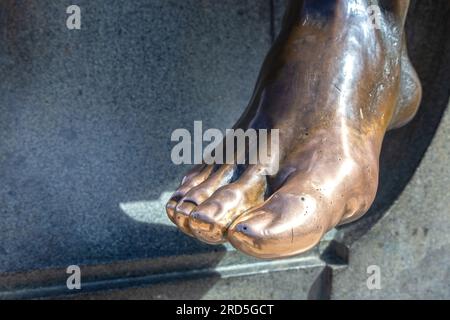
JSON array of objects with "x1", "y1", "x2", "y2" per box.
[{"x1": 228, "y1": 191, "x2": 328, "y2": 259}]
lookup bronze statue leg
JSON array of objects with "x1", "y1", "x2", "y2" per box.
[{"x1": 166, "y1": 0, "x2": 421, "y2": 259}]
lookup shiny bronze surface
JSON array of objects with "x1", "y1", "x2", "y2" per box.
[{"x1": 166, "y1": 0, "x2": 422, "y2": 259}]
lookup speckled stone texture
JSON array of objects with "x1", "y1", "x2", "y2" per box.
[
  {"x1": 0, "y1": 0, "x2": 449, "y2": 299},
  {"x1": 0, "y1": 0, "x2": 271, "y2": 273}
]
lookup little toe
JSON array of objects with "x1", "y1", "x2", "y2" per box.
[
  {"x1": 189, "y1": 166, "x2": 267, "y2": 244},
  {"x1": 166, "y1": 165, "x2": 213, "y2": 223},
  {"x1": 173, "y1": 164, "x2": 237, "y2": 235}
]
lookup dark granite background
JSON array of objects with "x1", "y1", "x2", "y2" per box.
[{"x1": 0, "y1": 0, "x2": 272, "y2": 273}]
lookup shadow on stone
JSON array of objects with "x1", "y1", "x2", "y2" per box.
[
  {"x1": 0, "y1": 221, "x2": 227, "y2": 299},
  {"x1": 307, "y1": 266, "x2": 332, "y2": 300}
]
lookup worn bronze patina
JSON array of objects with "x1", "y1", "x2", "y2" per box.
[{"x1": 166, "y1": 0, "x2": 422, "y2": 259}]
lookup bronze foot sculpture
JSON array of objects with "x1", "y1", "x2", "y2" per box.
[{"x1": 166, "y1": 0, "x2": 422, "y2": 259}]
